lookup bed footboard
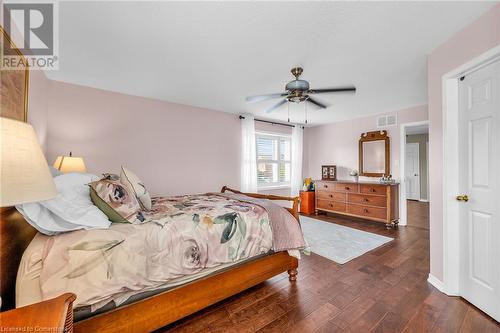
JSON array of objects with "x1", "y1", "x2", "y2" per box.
[{"x1": 74, "y1": 252, "x2": 298, "y2": 333}]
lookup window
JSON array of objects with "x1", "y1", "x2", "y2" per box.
[{"x1": 256, "y1": 132, "x2": 291, "y2": 188}]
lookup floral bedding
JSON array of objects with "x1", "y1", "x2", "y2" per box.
[{"x1": 39, "y1": 193, "x2": 305, "y2": 309}]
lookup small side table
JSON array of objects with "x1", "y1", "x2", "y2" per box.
[{"x1": 299, "y1": 191, "x2": 315, "y2": 215}]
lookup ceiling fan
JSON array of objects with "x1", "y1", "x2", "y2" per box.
[{"x1": 246, "y1": 67, "x2": 356, "y2": 113}]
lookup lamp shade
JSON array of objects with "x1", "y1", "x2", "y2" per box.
[
  {"x1": 53, "y1": 154, "x2": 86, "y2": 173},
  {"x1": 0, "y1": 117, "x2": 57, "y2": 207}
]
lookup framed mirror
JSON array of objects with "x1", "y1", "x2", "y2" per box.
[{"x1": 359, "y1": 130, "x2": 390, "y2": 177}]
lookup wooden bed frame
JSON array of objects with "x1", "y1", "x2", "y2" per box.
[{"x1": 0, "y1": 186, "x2": 300, "y2": 332}]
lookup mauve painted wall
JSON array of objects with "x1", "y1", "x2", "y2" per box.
[
  {"x1": 45, "y1": 81, "x2": 241, "y2": 196},
  {"x1": 28, "y1": 70, "x2": 50, "y2": 153},
  {"x1": 303, "y1": 105, "x2": 428, "y2": 182},
  {"x1": 427, "y1": 4, "x2": 500, "y2": 281}
]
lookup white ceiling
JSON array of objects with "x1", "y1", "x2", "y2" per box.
[{"x1": 47, "y1": 1, "x2": 497, "y2": 125}]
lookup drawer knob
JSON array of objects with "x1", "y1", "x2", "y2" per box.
[
  {"x1": 324, "y1": 185, "x2": 328, "y2": 188},
  {"x1": 363, "y1": 208, "x2": 369, "y2": 213},
  {"x1": 345, "y1": 187, "x2": 350, "y2": 190},
  {"x1": 369, "y1": 188, "x2": 375, "y2": 192},
  {"x1": 329, "y1": 204, "x2": 333, "y2": 207},
  {"x1": 329, "y1": 194, "x2": 333, "y2": 198},
  {"x1": 363, "y1": 198, "x2": 369, "y2": 202}
]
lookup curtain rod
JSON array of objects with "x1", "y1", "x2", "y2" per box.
[{"x1": 238, "y1": 115, "x2": 300, "y2": 128}]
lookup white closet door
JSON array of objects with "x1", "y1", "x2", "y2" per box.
[{"x1": 459, "y1": 59, "x2": 500, "y2": 322}]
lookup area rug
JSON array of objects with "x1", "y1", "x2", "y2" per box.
[{"x1": 300, "y1": 216, "x2": 393, "y2": 264}]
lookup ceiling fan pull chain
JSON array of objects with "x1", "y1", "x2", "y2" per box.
[
  {"x1": 305, "y1": 100, "x2": 308, "y2": 124},
  {"x1": 287, "y1": 101, "x2": 290, "y2": 123}
]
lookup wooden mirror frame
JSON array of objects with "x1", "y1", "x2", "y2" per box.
[{"x1": 359, "y1": 130, "x2": 390, "y2": 177}]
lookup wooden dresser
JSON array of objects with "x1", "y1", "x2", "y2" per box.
[{"x1": 315, "y1": 180, "x2": 399, "y2": 227}]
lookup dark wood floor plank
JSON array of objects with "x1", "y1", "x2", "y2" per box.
[
  {"x1": 401, "y1": 303, "x2": 442, "y2": 332},
  {"x1": 288, "y1": 302, "x2": 340, "y2": 333},
  {"x1": 460, "y1": 306, "x2": 500, "y2": 333},
  {"x1": 256, "y1": 286, "x2": 328, "y2": 332},
  {"x1": 430, "y1": 297, "x2": 469, "y2": 333},
  {"x1": 407, "y1": 200, "x2": 429, "y2": 230},
  {"x1": 158, "y1": 211, "x2": 499, "y2": 333},
  {"x1": 371, "y1": 312, "x2": 408, "y2": 333}
]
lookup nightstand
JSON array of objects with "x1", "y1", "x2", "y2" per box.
[
  {"x1": 0, "y1": 293, "x2": 76, "y2": 332},
  {"x1": 299, "y1": 191, "x2": 315, "y2": 215}
]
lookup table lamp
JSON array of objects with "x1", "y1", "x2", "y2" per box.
[
  {"x1": 53, "y1": 152, "x2": 86, "y2": 173},
  {"x1": 0, "y1": 117, "x2": 57, "y2": 207}
]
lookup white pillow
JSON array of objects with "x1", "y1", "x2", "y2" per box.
[{"x1": 16, "y1": 173, "x2": 111, "y2": 235}]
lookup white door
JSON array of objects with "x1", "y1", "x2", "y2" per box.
[
  {"x1": 459, "y1": 59, "x2": 500, "y2": 321},
  {"x1": 405, "y1": 143, "x2": 420, "y2": 200}
]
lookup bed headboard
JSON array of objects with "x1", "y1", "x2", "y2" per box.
[
  {"x1": 220, "y1": 186, "x2": 300, "y2": 222},
  {"x1": 0, "y1": 25, "x2": 35, "y2": 311},
  {"x1": 0, "y1": 207, "x2": 37, "y2": 311}
]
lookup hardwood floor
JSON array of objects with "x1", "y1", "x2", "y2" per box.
[
  {"x1": 407, "y1": 200, "x2": 430, "y2": 230},
  {"x1": 157, "y1": 214, "x2": 499, "y2": 333}
]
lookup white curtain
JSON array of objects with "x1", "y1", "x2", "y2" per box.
[
  {"x1": 240, "y1": 114, "x2": 257, "y2": 192},
  {"x1": 291, "y1": 124, "x2": 303, "y2": 196}
]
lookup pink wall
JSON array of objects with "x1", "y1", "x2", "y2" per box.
[
  {"x1": 45, "y1": 81, "x2": 241, "y2": 196},
  {"x1": 427, "y1": 4, "x2": 500, "y2": 281},
  {"x1": 303, "y1": 105, "x2": 428, "y2": 182},
  {"x1": 28, "y1": 71, "x2": 50, "y2": 153},
  {"x1": 29, "y1": 77, "x2": 298, "y2": 198}
]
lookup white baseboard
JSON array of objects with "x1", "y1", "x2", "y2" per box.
[
  {"x1": 427, "y1": 274, "x2": 444, "y2": 293},
  {"x1": 419, "y1": 199, "x2": 429, "y2": 202}
]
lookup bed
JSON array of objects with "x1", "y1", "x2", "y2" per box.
[{"x1": 0, "y1": 186, "x2": 302, "y2": 333}]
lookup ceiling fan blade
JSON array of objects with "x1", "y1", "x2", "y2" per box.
[
  {"x1": 265, "y1": 99, "x2": 288, "y2": 113},
  {"x1": 309, "y1": 86, "x2": 356, "y2": 94},
  {"x1": 307, "y1": 97, "x2": 328, "y2": 109},
  {"x1": 246, "y1": 93, "x2": 287, "y2": 103}
]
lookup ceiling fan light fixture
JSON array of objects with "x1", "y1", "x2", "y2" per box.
[
  {"x1": 285, "y1": 79, "x2": 310, "y2": 92},
  {"x1": 287, "y1": 94, "x2": 308, "y2": 103}
]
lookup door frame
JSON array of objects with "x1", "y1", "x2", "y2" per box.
[
  {"x1": 399, "y1": 120, "x2": 429, "y2": 227},
  {"x1": 405, "y1": 142, "x2": 421, "y2": 200},
  {"x1": 442, "y1": 44, "x2": 500, "y2": 296}
]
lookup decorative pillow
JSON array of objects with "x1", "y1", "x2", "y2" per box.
[
  {"x1": 120, "y1": 166, "x2": 152, "y2": 210},
  {"x1": 89, "y1": 177, "x2": 145, "y2": 224}
]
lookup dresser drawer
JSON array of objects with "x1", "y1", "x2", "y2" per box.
[
  {"x1": 316, "y1": 191, "x2": 346, "y2": 202},
  {"x1": 348, "y1": 194, "x2": 387, "y2": 207},
  {"x1": 359, "y1": 184, "x2": 387, "y2": 196},
  {"x1": 316, "y1": 181, "x2": 336, "y2": 192},
  {"x1": 347, "y1": 204, "x2": 387, "y2": 220},
  {"x1": 317, "y1": 200, "x2": 346, "y2": 213},
  {"x1": 335, "y1": 182, "x2": 359, "y2": 193}
]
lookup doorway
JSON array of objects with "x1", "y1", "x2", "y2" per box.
[
  {"x1": 403, "y1": 124, "x2": 429, "y2": 229},
  {"x1": 443, "y1": 48, "x2": 500, "y2": 322}
]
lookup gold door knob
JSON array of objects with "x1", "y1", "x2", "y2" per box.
[{"x1": 456, "y1": 195, "x2": 469, "y2": 202}]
